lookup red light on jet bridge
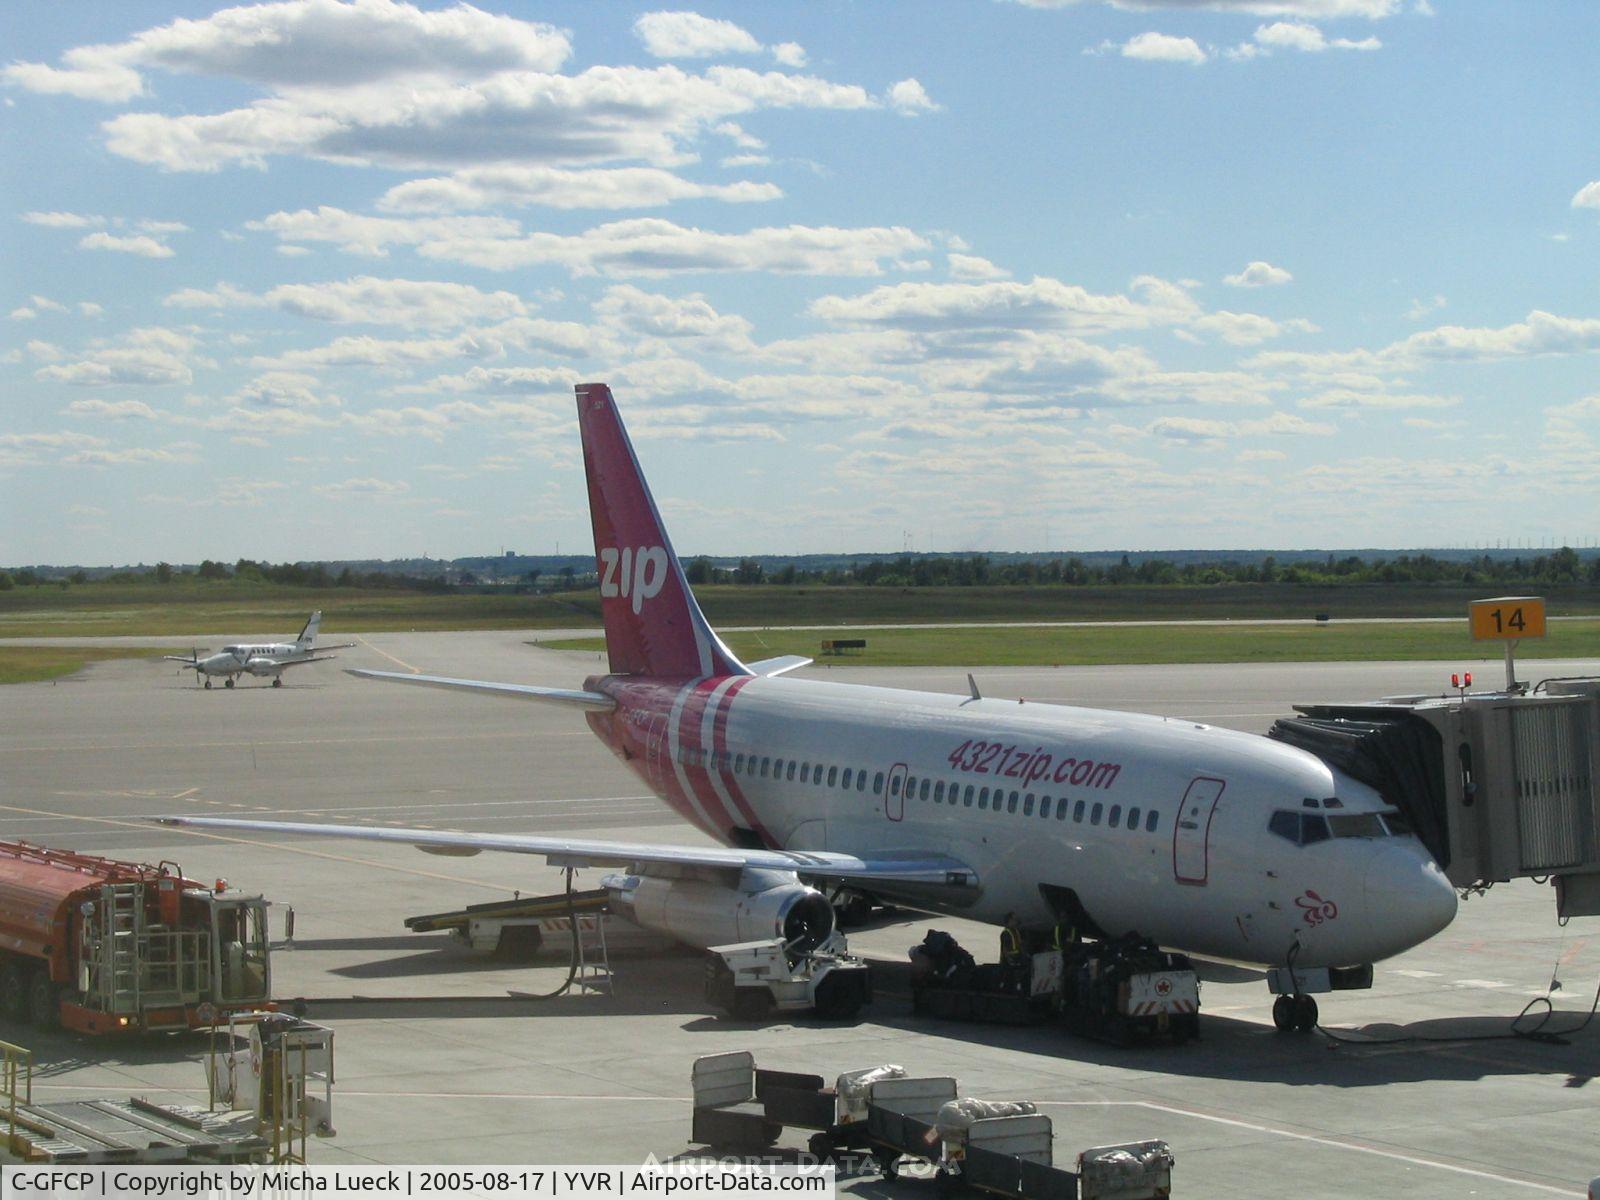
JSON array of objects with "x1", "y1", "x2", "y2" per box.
[
  {"x1": 1451, "y1": 674, "x2": 1460, "y2": 688},
  {"x1": 1465, "y1": 672, "x2": 1473, "y2": 687}
]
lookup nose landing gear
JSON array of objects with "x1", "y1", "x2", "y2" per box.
[{"x1": 1272, "y1": 993, "x2": 1318, "y2": 1033}]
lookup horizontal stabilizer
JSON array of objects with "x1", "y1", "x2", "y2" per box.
[
  {"x1": 348, "y1": 668, "x2": 615, "y2": 710},
  {"x1": 746, "y1": 655, "x2": 813, "y2": 678}
]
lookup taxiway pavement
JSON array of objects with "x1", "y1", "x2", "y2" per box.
[{"x1": 0, "y1": 633, "x2": 1595, "y2": 1196}]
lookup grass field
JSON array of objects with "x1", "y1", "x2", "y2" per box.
[
  {"x1": 540, "y1": 618, "x2": 1600, "y2": 668},
  {"x1": 0, "y1": 646, "x2": 173, "y2": 685},
  {"x1": 4, "y1": 579, "x2": 1600, "y2": 638}
]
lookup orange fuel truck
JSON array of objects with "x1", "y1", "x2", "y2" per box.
[{"x1": 0, "y1": 840, "x2": 272, "y2": 1034}]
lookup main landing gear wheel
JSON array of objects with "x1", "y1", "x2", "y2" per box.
[
  {"x1": 272, "y1": 677, "x2": 283, "y2": 687},
  {"x1": 203, "y1": 679, "x2": 212, "y2": 689},
  {"x1": 1273, "y1": 994, "x2": 1318, "y2": 1032},
  {"x1": 224, "y1": 677, "x2": 234, "y2": 688}
]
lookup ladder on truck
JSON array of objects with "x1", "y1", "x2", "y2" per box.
[
  {"x1": 574, "y1": 912, "x2": 613, "y2": 995},
  {"x1": 102, "y1": 883, "x2": 145, "y2": 1014}
]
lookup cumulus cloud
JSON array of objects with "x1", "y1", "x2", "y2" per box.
[
  {"x1": 1224, "y1": 260, "x2": 1292, "y2": 287},
  {"x1": 378, "y1": 165, "x2": 781, "y2": 213},
  {"x1": 887, "y1": 79, "x2": 940, "y2": 114},
  {"x1": 5, "y1": 0, "x2": 571, "y2": 102},
  {"x1": 1121, "y1": 33, "x2": 1208, "y2": 65},
  {"x1": 22, "y1": 211, "x2": 106, "y2": 229},
  {"x1": 593, "y1": 284, "x2": 755, "y2": 350},
  {"x1": 35, "y1": 328, "x2": 198, "y2": 387},
  {"x1": 232, "y1": 372, "x2": 340, "y2": 410},
  {"x1": 79, "y1": 232, "x2": 176, "y2": 258},
  {"x1": 1250, "y1": 20, "x2": 1381, "y2": 51},
  {"x1": 97, "y1": 62, "x2": 875, "y2": 175},
  {"x1": 165, "y1": 276, "x2": 528, "y2": 328},
  {"x1": 634, "y1": 12, "x2": 762, "y2": 58},
  {"x1": 1573, "y1": 182, "x2": 1600, "y2": 211},
  {"x1": 63, "y1": 398, "x2": 159, "y2": 420}
]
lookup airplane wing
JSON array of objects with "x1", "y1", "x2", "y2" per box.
[
  {"x1": 151, "y1": 813, "x2": 978, "y2": 901},
  {"x1": 318, "y1": 642, "x2": 359, "y2": 650},
  {"x1": 162, "y1": 655, "x2": 202, "y2": 664},
  {"x1": 746, "y1": 655, "x2": 813, "y2": 677},
  {"x1": 346, "y1": 669, "x2": 615, "y2": 710},
  {"x1": 271, "y1": 655, "x2": 342, "y2": 670}
]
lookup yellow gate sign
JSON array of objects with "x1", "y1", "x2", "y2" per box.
[{"x1": 1469, "y1": 596, "x2": 1546, "y2": 641}]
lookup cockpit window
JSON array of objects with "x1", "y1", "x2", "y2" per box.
[
  {"x1": 1327, "y1": 812, "x2": 1388, "y2": 839},
  {"x1": 1269, "y1": 810, "x2": 1331, "y2": 846},
  {"x1": 1380, "y1": 810, "x2": 1413, "y2": 836}
]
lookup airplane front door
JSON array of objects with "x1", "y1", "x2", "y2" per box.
[
  {"x1": 884, "y1": 763, "x2": 908, "y2": 822},
  {"x1": 1172, "y1": 776, "x2": 1225, "y2": 885}
]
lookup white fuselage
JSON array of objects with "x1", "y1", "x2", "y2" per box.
[
  {"x1": 195, "y1": 641, "x2": 311, "y2": 679},
  {"x1": 589, "y1": 672, "x2": 1457, "y2": 970}
]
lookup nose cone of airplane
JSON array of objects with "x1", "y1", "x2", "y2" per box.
[{"x1": 1363, "y1": 847, "x2": 1457, "y2": 958}]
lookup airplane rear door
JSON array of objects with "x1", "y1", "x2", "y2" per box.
[
  {"x1": 884, "y1": 763, "x2": 908, "y2": 822},
  {"x1": 1172, "y1": 776, "x2": 1225, "y2": 885}
]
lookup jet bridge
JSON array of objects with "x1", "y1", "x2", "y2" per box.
[{"x1": 1272, "y1": 677, "x2": 1600, "y2": 918}]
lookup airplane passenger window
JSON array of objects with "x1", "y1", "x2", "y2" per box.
[
  {"x1": 919, "y1": 778, "x2": 930, "y2": 801},
  {"x1": 814, "y1": 763, "x2": 825, "y2": 784},
  {"x1": 1074, "y1": 800, "x2": 1086, "y2": 823},
  {"x1": 774, "y1": 758, "x2": 785, "y2": 777},
  {"x1": 1040, "y1": 797, "x2": 1052, "y2": 818},
  {"x1": 1090, "y1": 803, "x2": 1103, "y2": 825},
  {"x1": 787, "y1": 761, "x2": 797, "y2": 781},
  {"x1": 873, "y1": 772, "x2": 884, "y2": 794},
  {"x1": 857, "y1": 772, "x2": 867, "y2": 793},
  {"x1": 1128, "y1": 806, "x2": 1141, "y2": 830},
  {"x1": 1022, "y1": 794, "x2": 1034, "y2": 816},
  {"x1": 891, "y1": 775, "x2": 902, "y2": 796},
  {"x1": 735, "y1": 753, "x2": 746, "y2": 773},
  {"x1": 934, "y1": 781, "x2": 945, "y2": 802},
  {"x1": 906, "y1": 775, "x2": 917, "y2": 798},
  {"x1": 1146, "y1": 810, "x2": 1159, "y2": 833},
  {"x1": 800, "y1": 763, "x2": 810, "y2": 782},
  {"x1": 963, "y1": 785, "x2": 974, "y2": 807},
  {"x1": 978, "y1": 788, "x2": 989, "y2": 810},
  {"x1": 842, "y1": 768, "x2": 853, "y2": 789},
  {"x1": 1007, "y1": 792, "x2": 1018, "y2": 814},
  {"x1": 1109, "y1": 804, "x2": 1122, "y2": 827},
  {"x1": 828, "y1": 766, "x2": 839, "y2": 787},
  {"x1": 760, "y1": 757, "x2": 771, "y2": 777}
]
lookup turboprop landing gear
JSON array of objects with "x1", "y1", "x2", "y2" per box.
[
  {"x1": 272, "y1": 677, "x2": 283, "y2": 688},
  {"x1": 204, "y1": 679, "x2": 212, "y2": 689},
  {"x1": 224, "y1": 677, "x2": 235, "y2": 688},
  {"x1": 1272, "y1": 993, "x2": 1317, "y2": 1033}
]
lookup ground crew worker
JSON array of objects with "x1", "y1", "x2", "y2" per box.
[
  {"x1": 1052, "y1": 914, "x2": 1080, "y2": 952},
  {"x1": 1000, "y1": 911, "x2": 1024, "y2": 963}
]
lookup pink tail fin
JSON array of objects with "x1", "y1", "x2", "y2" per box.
[{"x1": 577, "y1": 383, "x2": 747, "y2": 679}]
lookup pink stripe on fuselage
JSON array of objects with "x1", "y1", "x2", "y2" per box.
[{"x1": 709, "y1": 676, "x2": 776, "y2": 848}]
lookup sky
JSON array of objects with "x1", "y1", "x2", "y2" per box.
[{"x1": 2, "y1": 0, "x2": 1598, "y2": 566}]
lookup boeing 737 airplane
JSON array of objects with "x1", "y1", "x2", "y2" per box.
[
  {"x1": 162, "y1": 384, "x2": 1457, "y2": 1027},
  {"x1": 165, "y1": 611, "x2": 354, "y2": 688}
]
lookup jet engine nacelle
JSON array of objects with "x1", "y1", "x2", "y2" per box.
[
  {"x1": 603, "y1": 868, "x2": 835, "y2": 953},
  {"x1": 244, "y1": 657, "x2": 281, "y2": 677}
]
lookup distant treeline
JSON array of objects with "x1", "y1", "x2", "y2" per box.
[
  {"x1": 686, "y1": 548, "x2": 1600, "y2": 588},
  {"x1": 3, "y1": 547, "x2": 1596, "y2": 593}
]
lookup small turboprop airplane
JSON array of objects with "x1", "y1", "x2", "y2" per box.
[
  {"x1": 161, "y1": 384, "x2": 1456, "y2": 1027},
  {"x1": 165, "y1": 611, "x2": 354, "y2": 689}
]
